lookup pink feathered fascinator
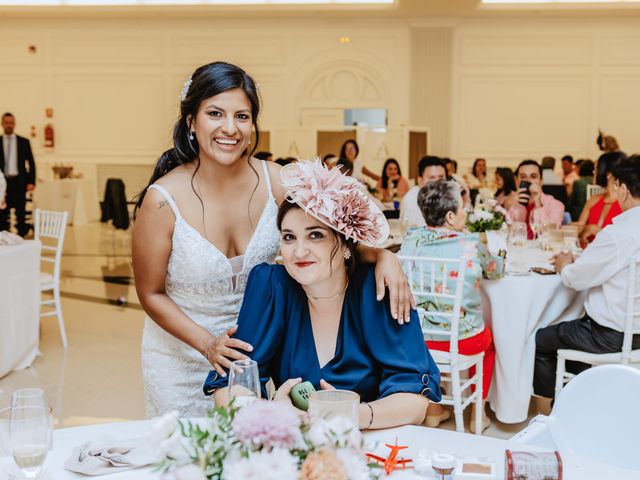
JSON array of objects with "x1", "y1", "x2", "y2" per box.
[{"x1": 280, "y1": 159, "x2": 390, "y2": 248}]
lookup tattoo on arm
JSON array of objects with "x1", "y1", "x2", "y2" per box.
[{"x1": 158, "y1": 200, "x2": 169, "y2": 209}]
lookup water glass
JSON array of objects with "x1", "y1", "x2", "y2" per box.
[
  {"x1": 510, "y1": 222, "x2": 527, "y2": 247},
  {"x1": 0, "y1": 407, "x2": 10, "y2": 457},
  {"x1": 10, "y1": 406, "x2": 50, "y2": 479},
  {"x1": 228, "y1": 359, "x2": 261, "y2": 406},
  {"x1": 308, "y1": 390, "x2": 360, "y2": 428}
]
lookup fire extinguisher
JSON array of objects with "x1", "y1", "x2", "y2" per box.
[{"x1": 44, "y1": 123, "x2": 54, "y2": 148}]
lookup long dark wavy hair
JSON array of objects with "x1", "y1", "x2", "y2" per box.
[
  {"x1": 381, "y1": 158, "x2": 402, "y2": 190},
  {"x1": 134, "y1": 61, "x2": 261, "y2": 220}
]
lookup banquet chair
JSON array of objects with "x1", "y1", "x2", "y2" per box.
[
  {"x1": 35, "y1": 209, "x2": 69, "y2": 348},
  {"x1": 398, "y1": 254, "x2": 484, "y2": 435},
  {"x1": 554, "y1": 255, "x2": 640, "y2": 398},
  {"x1": 515, "y1": 365, "x2": 640, "y2": 469},
  {"x1": 585, "y1": 184, "x2": 605, "y2": 201}
]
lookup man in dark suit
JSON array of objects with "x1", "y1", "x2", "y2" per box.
[{"x1": 0, "y1": 112, "x2": 36, "y2": 236}]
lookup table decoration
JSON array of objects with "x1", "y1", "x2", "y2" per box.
[
  {"x1": 156, "y1": 400, "x2": 377, "y2": 480},
  {"x1": 466, "y1": 200, "x2": 508, "y2": 234}
]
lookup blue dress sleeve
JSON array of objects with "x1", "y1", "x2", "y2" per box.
[
  {"x1": 203, "y1": 263, "x2": 288, "y2": 399},
  {"x1": 359, "y1": 267, "x2": 442, "y2": 402}
]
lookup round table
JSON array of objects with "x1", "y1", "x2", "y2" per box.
[{"x1": 481, "y1": 243, "x2": 585, "y2": 423}]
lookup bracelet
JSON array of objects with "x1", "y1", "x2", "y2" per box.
[{"x1": 363, "y1": 402, "x2": 374, "y2": 430}]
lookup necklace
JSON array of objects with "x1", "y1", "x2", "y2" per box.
[{"x1": 307, "y1": 281, "x2": 349, "y2": 301}]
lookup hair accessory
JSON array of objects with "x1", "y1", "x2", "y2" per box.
[
  {"x1": 343, "y1": 249, "x2": 352, "y2": 260},
  {"x1": 180, "y1": 76, "x2": 193, "y2": 101},
  {"x1": 281, "y1": 159, "x2": 389, "y2": 247}
]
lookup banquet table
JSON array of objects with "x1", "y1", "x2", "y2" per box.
[
  {"x1": 33, "y1": 179, "x2": 100, "y2": 225},
  {"x1": 481, "y1": 243, "x2": 585, "y2": 424},
  {"x1": 0, "y1": 240, "x2": 41, "y2": 379},
  {"x1": 1, "y1": 420, "x2": 636, "y2": 479}
]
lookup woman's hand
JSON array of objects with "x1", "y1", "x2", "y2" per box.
[
  {"x1": 374, "y1": 249, "x2": 415, "y2": 325},
  {"x1": 319, "y1": 379, "x2": 335, "y2": 390},
  {"x1": 273, "y1": 378, "x2": 302, "y2": 406},
  {"x1": 579, "y1": 223, "x2": 601, "y2": 244},
  {"x1": 203, "y1": 325, "x2": 253, "y2": 376}
]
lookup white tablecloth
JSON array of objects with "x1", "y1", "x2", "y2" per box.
[
  {"x1": 0, "y1": 240, "x2": 41, "y2": 379},
  {"x1": 1, "y1": 421, "x2": 635, "y2": 479},
  {"x1": 482, "y1": 244, "x2": 586, "y2": 424},
  {"x1": 33, "y1": 179, "x2": 100, "y2": 226}
]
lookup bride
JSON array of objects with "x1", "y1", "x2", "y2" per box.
[{"x1": 132, "y1": 61, "x2": 414, "y2": 418}]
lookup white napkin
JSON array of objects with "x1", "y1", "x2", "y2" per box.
[
  {"x1": 64, "y1": 411, "x2": 179, "y2": 476},
  {"x1": 0, "y1": 231, "x2": 23, "y2": 245},
  {"x1": 485, "y1": 230, "x2": 507, "y2": 256}
]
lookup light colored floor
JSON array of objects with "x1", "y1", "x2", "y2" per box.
[{"x1": 0, "y1": 222, "x2": 533, "y2": 438}]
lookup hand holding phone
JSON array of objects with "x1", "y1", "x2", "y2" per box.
[{"x1": 518, "y1": 180, "x2": 531, "y2": 206}]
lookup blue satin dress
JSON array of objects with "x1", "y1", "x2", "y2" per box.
[{"x1": 203, "y1": 263, "x2": 441, "y2": 403}]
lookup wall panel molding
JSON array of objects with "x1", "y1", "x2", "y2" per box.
[{"x1": 52, "y1": 37, "x2": 164, "y2": 65}]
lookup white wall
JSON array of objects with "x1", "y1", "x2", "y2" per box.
[
  {"x1": 1, "y1": 13, "x2": 640, "y2": 186},
  {"x1": 451, "y1": 19, "x2": 640, "y2": 172}
]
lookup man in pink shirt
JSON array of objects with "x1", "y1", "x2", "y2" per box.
[{"x1": 509, "y1": 159, "x2": 565, "y2": 239}]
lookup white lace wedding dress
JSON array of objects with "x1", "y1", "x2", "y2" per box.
[{"x1": 141, "y1": 161, "x2": 280, "y2": 418}]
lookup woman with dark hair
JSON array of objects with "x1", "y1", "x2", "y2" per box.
[
  {"x1": 575, "y1": 151, "x2": 626, "y2": 246},
  {"x1": 376, "y1": 158, "x2": 410, "y2": 202},
  {"x1": 133, "y1": 62, "x2": 414, "y2": 417},
  {"x1": 339, "y1": 139, "x2": 379, "y2": 183},
  {"x1": 205, "y1": 160, "x2": 441, "y2": 429},
  {"x1": 494, "y1": 167, "x2": 518, "y2": 210},
  {"x1": 465, "y1": 158, "x2": 488, "y2": 189}
]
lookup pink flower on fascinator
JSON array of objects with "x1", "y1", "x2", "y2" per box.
[{"x1": 281, "y1": 159, "x2": 389, "y2": 247}]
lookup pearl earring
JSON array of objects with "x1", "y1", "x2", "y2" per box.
[{"x1": 189, "y1": 131, "x2": 194, "y2": 141}]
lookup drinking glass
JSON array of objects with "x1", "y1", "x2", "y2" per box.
[
  {"x1": 228, "y1": 359, "x2": 260, "y2": 407},
  {"x1": 510, "y1": 222, "x2": 527, "y2": 247},
  {"x1": 308, "y1": 390, "x2": 360, "y2": 428},
  {"x1": 10, "y1": 406, "x2": 50, "y2": 479},
  {"x1": 0, "y1": 407, "x2": 10, "y2": 457},
  {"x1": 11, "y1": 388, "x2": 53, "y2": 450}
]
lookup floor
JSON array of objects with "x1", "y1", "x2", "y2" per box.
[{"x1": 0, "y1": 222, "x2": 533, "y2": 438}]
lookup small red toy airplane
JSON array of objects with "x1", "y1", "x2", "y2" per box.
[{"x1": 366, "y1": 437, "x2": 413, "y2": 475}]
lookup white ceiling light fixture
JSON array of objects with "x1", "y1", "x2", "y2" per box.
[
  {"x1": 482, "y1": 0, "x2": 640, "y2": 3},
  {"x1": 0, "y1": 0, "x2": 395, "y2": 5}
]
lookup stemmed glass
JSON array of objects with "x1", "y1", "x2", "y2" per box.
[
  {"x1": 510, "y1": 222, "x2": 527, "y2": 248},
  {"x1": 228, "y1": 359, "x2": 260, "y2": 407},
  {"x1": 10, "y1": 406, "x2": 50, "y2": 479},
  {"x1": 11, "y1": 388, "x2": 52, "y2": 451}
]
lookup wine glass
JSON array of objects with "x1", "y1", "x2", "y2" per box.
[
  {"x1": 228, "y1": 359, "x2": 260, "y2": 407},
  {"x1": 10, "y1": 406, "x2": 50, "y2": 479},
  {"x1": 11, "y1": 388, "x2": 53, "y2": 450}
]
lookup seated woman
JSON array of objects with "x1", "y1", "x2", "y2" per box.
[
  {"x1": 376, "y1": 158, "x2": 410, "y2": 202},
  {"x1": 494, "y1": 167, "x2": 519, "y2": 210},
  {"x1": 204, "y1": 160, "x2": 441, "y2": 430},
  {"x1": 398, "y1": 179, "x2": 504, "y2": 433},
  {"x1": 575, "y1": 152, "x2": 625, "y2": 247}
]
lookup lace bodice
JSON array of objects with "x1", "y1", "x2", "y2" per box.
[{"x1": 141, "y1": 160, "x2": 281, "y2": 418}]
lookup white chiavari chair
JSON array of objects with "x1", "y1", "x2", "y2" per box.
[
  {"x1": 35, "y1": 209, "x2": 69, "y2": 348},
  {"x1": 586, "y1": 184, "x2": 605, "y2": 201},
  {"x1": 398, "y1": 254, "x2": 485, "y2": 434}
]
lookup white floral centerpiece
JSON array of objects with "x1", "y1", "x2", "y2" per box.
[
  {"x1": 156, "y1": 400, "x2": 378, "y2": 480},
  {"x1": 466, "y1": 199, "x2": 509, "y2": 233}
]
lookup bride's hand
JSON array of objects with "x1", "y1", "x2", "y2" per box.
[{"x1": 203, "y1": 325, "x2": 253, "y2": 376}]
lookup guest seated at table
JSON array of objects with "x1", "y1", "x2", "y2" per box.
[
  {"x1": 562, "y1": 155, "x2": 579, "y2": 196},
  {"x1": 510, "y1": 159, "x2": 565, "y2": 239},
  {"x1": 494, "y1": 167, "x2": 519, "y2": 211},
  {"x1": 534, "y1": 154, "x2": 640, "y2": 409},
  {"x1": 376, "y1": 158, "x2": 410, "y2": 202},
  {"x1": 205, "y1": 160, "x2": 441, "y2": 430},
  {"x1": 541, "y1": 156, "x2": 562, "y2": 186},
  {"x1": 400, "y1": 156, "x2": 446, "y2": 228},
  {"x1": 574, "y1": 151, "x2": 625, "y2": 247},
  {"x1": 399, "y1": 179, "x2": 504, "y2": 433},
  {"x1": 567, "y1": 159, "x2": 594, "y2": 221},
  {"x1": 465, "y1": 158, "x2": 489, "y2": 190}
]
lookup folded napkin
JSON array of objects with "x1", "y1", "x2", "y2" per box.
[
  {"x1": 0, "y1": 231, "x2": 23, "y2": 245},
  {"x1": 64, "y1": 411, "x2": 179, "y2": 476}
]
